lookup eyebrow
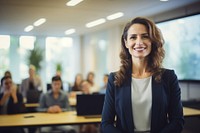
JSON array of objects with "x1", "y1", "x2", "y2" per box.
[{"x1": 129, "y1": 33, "x2": 149, "y2": 36}]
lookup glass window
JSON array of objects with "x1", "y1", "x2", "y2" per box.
[
  {"x1": 0, "y1": 35, "x2": 10, "y2": 77},
  {"x1": 19, "y1": 36, "x2": 36, "y2": 79},
  {"x1": 46, "y1": 37, "x2": 78, "y2": 87}
]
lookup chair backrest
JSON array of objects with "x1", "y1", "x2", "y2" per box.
[{"x1": 26, "y1": 89, "x2": 41, "y2": 103}]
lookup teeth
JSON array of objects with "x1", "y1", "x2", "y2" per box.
[{"x1": 134, "y1": 47, "x2": 145, "y2": 51}]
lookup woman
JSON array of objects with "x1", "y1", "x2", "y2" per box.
[
  {"x1": 72, "y1": 73, "x2": 83, "y2": 91},
  {"x1": 86, "y1": 72, "x2": 99, "y2": 93},
  {"x1": 101, "y1": 17, "x2": 184, "y2": 133},
  {"x1": 0, "y1": 76, "x2": 25, "y2": 133}
]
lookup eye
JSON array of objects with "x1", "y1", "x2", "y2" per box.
[
  {"x1": 142, "y1": 35, "x2": 149, "y2": 39},
  {"x1": 130, "y1": 35, "x2": 137, "y2": 40}
]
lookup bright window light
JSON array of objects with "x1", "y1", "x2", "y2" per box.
[
  {"x1": 61, "y1": 37, "x2": 73, "y2": 47},
  {"x1": 24, "y1": 25, "x2": 34, "y2": 32},
  {"x1": 0, "y1": 35, "x2": 10, "y2": 49},
  {"x1": 19, "y1": 36, "x2": 35, "y2": 50},
  {"x1": 65, "y1": 28, "x2": 76, "y2": 35},
  {"x1": 86, "y1": 18, "x2": 106, "y2": 28},
  {"x1": 33, "y1": 18, "x2": 46, "y2": 26},
  {"x1": 66, "y1": 0, "x2": 83, "y2": 6},
  {"x1": 107, "y1": 12, "x2": 124, "y2": 20}
]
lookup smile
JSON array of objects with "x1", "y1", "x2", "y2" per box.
[{"x1": 133, "y1": 47, "x2": 146, "y2": 51}]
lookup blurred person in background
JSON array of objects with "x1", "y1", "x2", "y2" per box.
[
  {"x1": 37, "y1": 76, "x2": 76, "y2": 133},
  {"x1": 71, "y1": 73, "x2": 83, "y2": 92},
  {"x1": 20, "y1": 65, "x2": 43, "y2": 102},
  {"x1": 0, "y1": 76, "x2": 25, "y2": 133},
  {"x1": 99, "y1": 74, "x2": 109, "y2": 94},
  {"x1": 86, "y1": 72, "x2": 99, "y2": 93}
]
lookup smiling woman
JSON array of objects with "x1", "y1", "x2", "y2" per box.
[{"x1": 101, "y1": 17, "x2": 184, "y2": 133}]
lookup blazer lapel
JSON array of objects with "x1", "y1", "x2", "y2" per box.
[
  {"x1": 123, "y1": 74, "x2": 134, "y2": 133},
  {"x1": 151, "y1": 76, "x2": 163, "y2": 132}
]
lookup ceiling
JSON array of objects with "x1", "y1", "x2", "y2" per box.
[{"x1": 0, "y1": 0, "x2": 199, "y2": 37}]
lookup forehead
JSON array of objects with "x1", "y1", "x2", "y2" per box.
[
  {"x1": 128, "y1": 24, "x2": 148, "y2": 35},
  {"x1": 3, "y1": 78, "x2": 12, "y2": 83},
  {"x1": 52, "y1": 80, "x2": 61, "y2": 84}
]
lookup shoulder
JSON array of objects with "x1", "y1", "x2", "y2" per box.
[
  {"x1": 22, "y1": 78, "x2": 29, "y2": 83},
  {"x1": 161, "y1": 68, "x2": 177, "y2": 79},
  {"x1": 108, "y1": 72, "x2": 116, "y2": 81}
]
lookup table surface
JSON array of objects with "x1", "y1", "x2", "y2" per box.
[
  {"x1": 0, "y1": 111, "x2": 101, "y2": 127},
  {"x1": 0, "y1": 107, "x2": 199, "y2": 127},
  {"x1": 183, "y1": 107, "x2": 200, "y2": 117}
]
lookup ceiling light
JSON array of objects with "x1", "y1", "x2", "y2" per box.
[
  {"x1": 160, "y1": 0, "x2": 169, "y2": 1},
  {"x1": 65, "y1": 28, "x2": 76, "y2": 35},
  {"x1": 86, "y1": 18, "x2": 106, "y2": 28},
  {"x1": 24, "y1": 25, "x2": 34, "y2": 32},
  {"x1": 66, "y1": 0, "x2": 83, "y2": 6},
  {"x1": 107, "y1": 12, "x2": 124, "y2": 20},
  {"x1": 33, "y1": 18, "x2": 46, "y2": 26}
]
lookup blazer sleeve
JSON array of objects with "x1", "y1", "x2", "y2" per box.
[
  {"x1": 101, "y1": 73, "x2": 123, "y2": 133},
  {"x1": 161, "y1": 70, "x2": 184, "y2": 133}
]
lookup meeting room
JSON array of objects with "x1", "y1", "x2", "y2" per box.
[{"x1": 0, "y1": 0, "x2": 200, "y2": 133}]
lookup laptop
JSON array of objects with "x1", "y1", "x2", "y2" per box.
[{"x1": 76, "y1": 94, "x2": 105, "y2": 117}]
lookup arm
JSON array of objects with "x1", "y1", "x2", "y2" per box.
[
  {"x1": 62, "y1": 94, "x2": 71, "y2": 111},
  {"x1": 161, "y1": 70, "x2": 184, "y2": 133},
  {"x1": 7, "y1": 93, "x2": 26, "y2": 114},
  {"x1": 0, "y1": 91, "x2": 10, "y2": 106},
  {"x1": 101, "y1": 73, "x2": 123, "y2": 133},
  {"x1": 37, "y1": 93, "x2": 48, "y2": 112}
]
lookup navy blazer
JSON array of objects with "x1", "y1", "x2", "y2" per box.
[{"x1": 101, "y1": 69, "x2": 184, "y2": 133}]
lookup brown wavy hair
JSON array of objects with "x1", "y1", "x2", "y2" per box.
[{"x1": 114, "y1": 17, "x2": 165, "y2": 87}]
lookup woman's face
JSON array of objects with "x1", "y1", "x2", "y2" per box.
[
  {"x1": 76, "y1": 75, "x2": 82, "y2": 85},
  {"x1": 2, "y1": 78, "x2": 12, "y2": 91},
  {"x1": 125, "y1": 24, "x2": 152, "y2": 59}
]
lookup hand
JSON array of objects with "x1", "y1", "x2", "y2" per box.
[
  {"x1": 53, "y1": 105, "x2": 62, "y2": 113},
  {"x1": 10, "y1": 84, "x2": 18, "y2": 103},
  {"x1": 3, "y1": 89, "x2": 11, "y2": 97},
  {"x1": 10, "y1": 84, "x2": 17, "y2": 96},
  {"x1": 47, "y1": 105, "x2": 62, "y2": 113}
]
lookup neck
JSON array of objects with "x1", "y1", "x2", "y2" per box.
[{"x1": 132, "y1": 57, "x2": 150, "y2": 78}]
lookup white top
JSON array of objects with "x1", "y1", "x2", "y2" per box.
[{"x1": 131, "y1": 76, "x2": 152, "y2": 132}]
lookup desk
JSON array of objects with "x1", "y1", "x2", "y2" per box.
[
  {"x1": 0, "y1": 111, "x2": 101, "y2": 127},
  {"x1": 183, "y1": 107, "x2": 200, "y2": 117},
  {"x1": 0, "y1": 107, "x2": 199, "y2": 128}
]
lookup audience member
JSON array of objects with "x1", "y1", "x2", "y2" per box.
[
  {"x1": 86, "y1": 72, "x2": 99, "y2": 93},
  {"x1": 71, "y1": 73, "x2": 83, "y2": 91},
  {"x1": 99, "y1": 74, "x2": 109, "y2": 94},
  {"x1": 0, "y1": 76, "x2": 25, "y2": 133},
  {"x1": 80, "y1": 80, "x2": 91, "y2": 94},
  {"x1": 20, "y1": 65, "x2": 43, "y2": 102},
  {"x1": 37, "y1": 76, "x2": 76, "y2": 133},
  {"x1": 4, "y1": 70, "x2": 12, "y2": 78}
]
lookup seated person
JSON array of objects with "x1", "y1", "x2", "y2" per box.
[
  {"x1": 37, "y1": 76, "x2": 76, "y2": 133},
  {"x1": 99, "y1": 74, "x2": 109, "y2": 94},
  {"x1": 0, "y1": 76, "x2": 25, "y2": 133}
]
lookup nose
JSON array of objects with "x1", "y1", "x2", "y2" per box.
[{"x1": 136, "y1": 36, "x2": 143, "y2": 45}]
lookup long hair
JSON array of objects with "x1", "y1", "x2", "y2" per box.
[{"x1": 114, "y1": 17, "x2": 165, "y2": 87}]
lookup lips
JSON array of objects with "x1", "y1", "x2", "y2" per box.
[{"x1": 133, "y1": 47, "x2": 146, "y2": 51}]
